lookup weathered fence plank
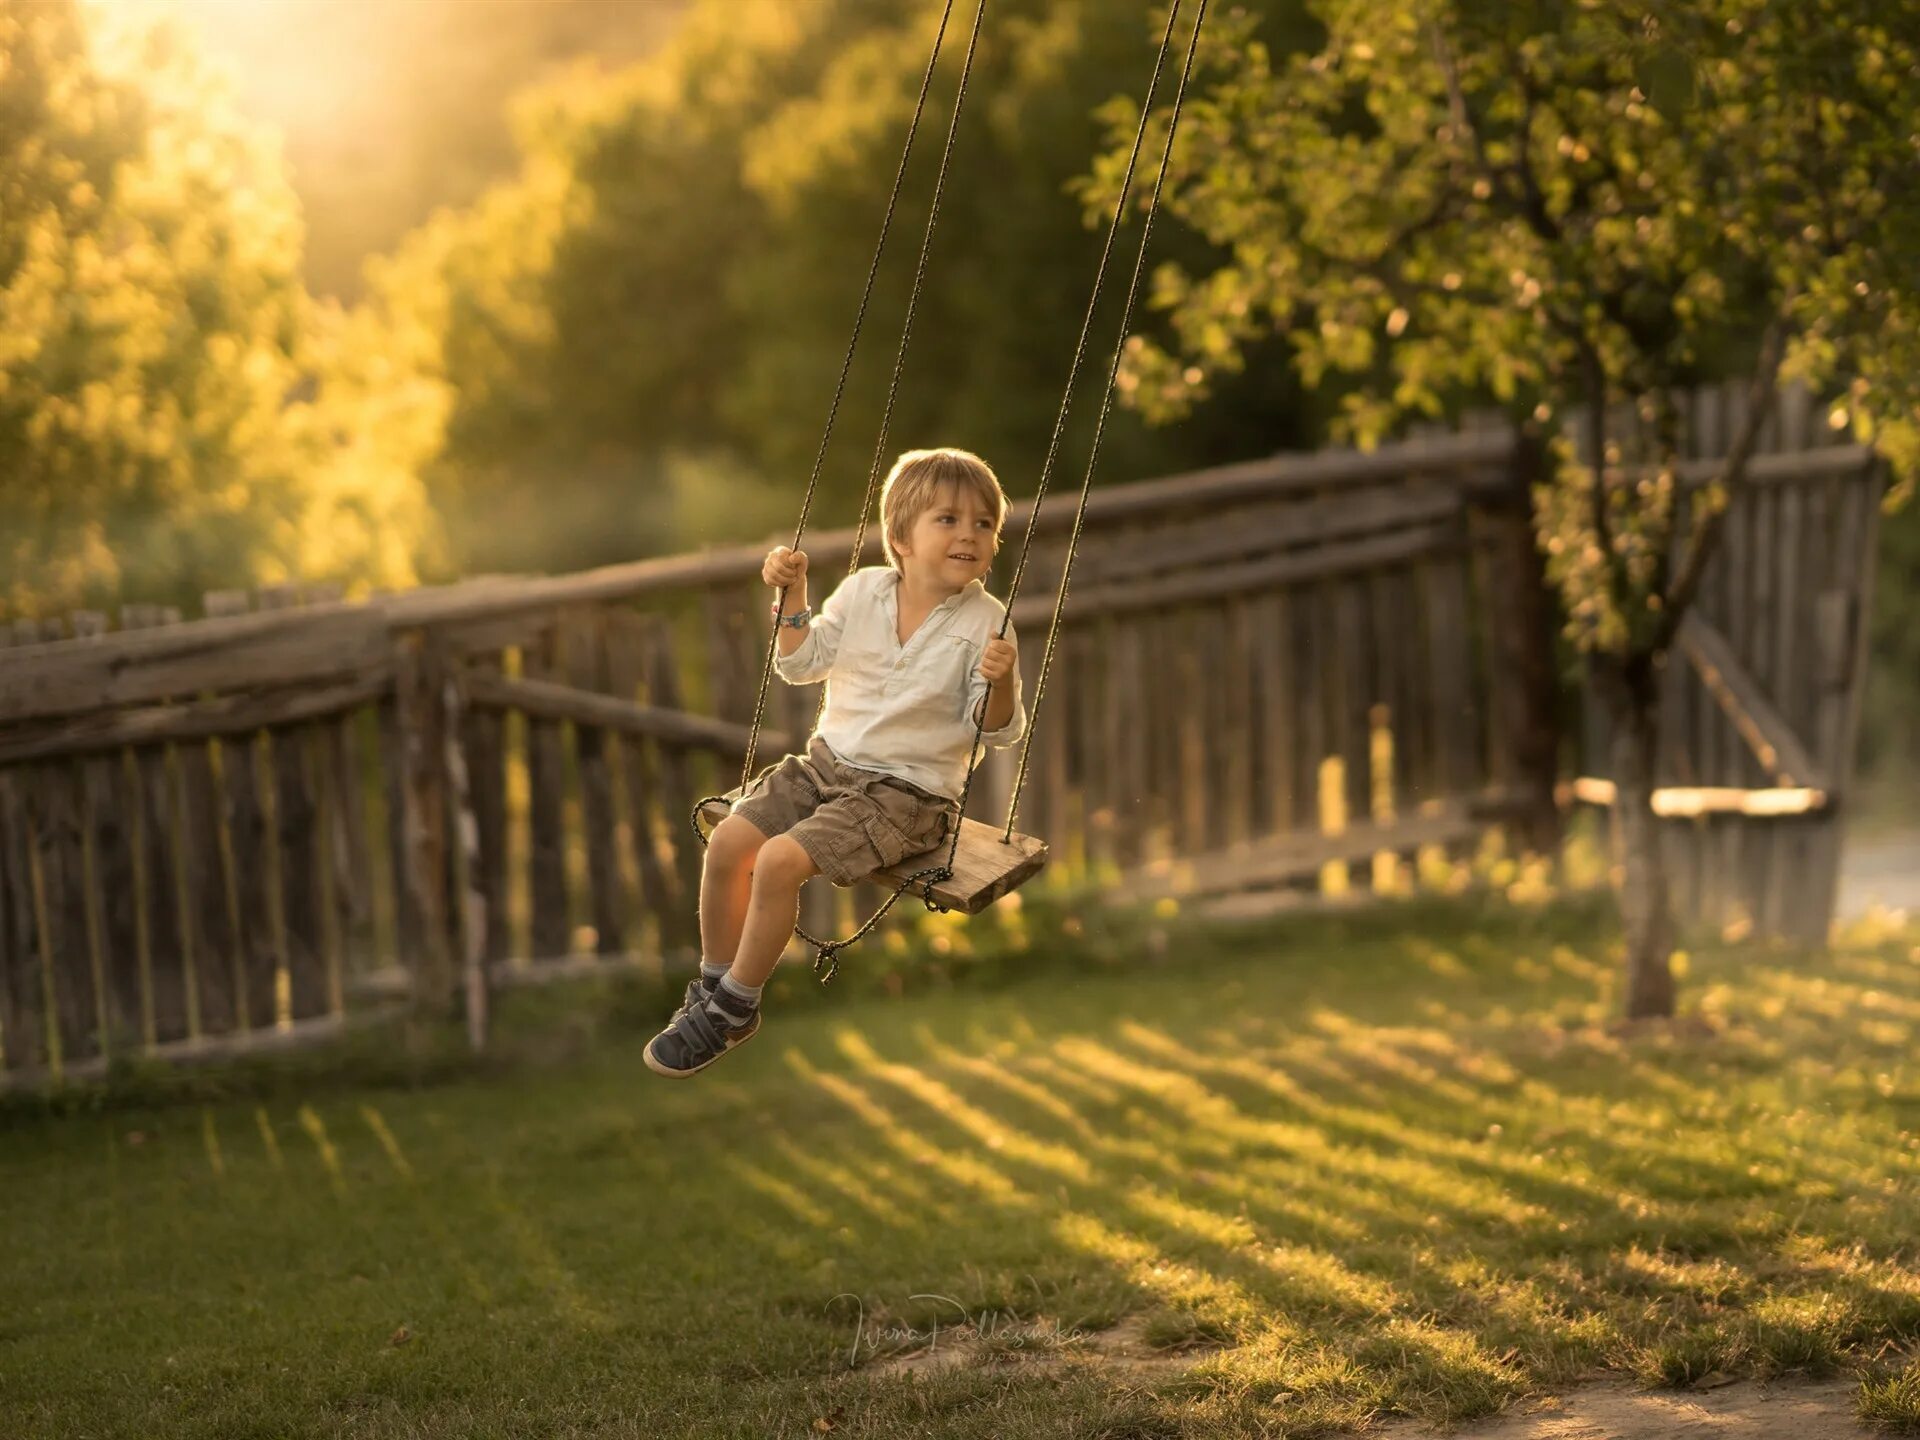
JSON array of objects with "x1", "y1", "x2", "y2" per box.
[
  {"x1": 1677, "y1": 616, "x2": 1828, "y2": 791},
  {"x1": 1253, "y1": 592, "x2": 1294, "y2": 837},
  {"x1": 121, "y1": 606, "x2": 190, "y2": 1045},
  {"x1": 27, "y1": 735, "x2": 96, "y2": 1066},
  {"x1": 1333, "y1": 577, "x2": 1374, "y2": 829},
  {"x1": 394, "y1": 635, "x2": 454, "y2": 1009},
  {"x1": 1801, "y1": 468, "x2": 1881, "y2": 939},
  {"x1": 521, "y1": 625, "x2": 571, "y2": 960},
  {"x1": 703, "y1": 585, "x2": 757, "y2": 729},
  {"x1": 1292, "y1": 590, "x2": 1329, "y2": 843},
  {"x1": 1009, "y1": 522, "x2": 1457, "y2": 630},
  {"x1": 460, "y1": 651, "x2": 511, "y2": 968},
  {"x1": 0, "y1": 765, "x2": 45, "y2": 1071},
  {"x1": 179, "y1": 735, "x2": 238, "y2": 1038},
  {"x1": 303, "y1": 586, "x2": 373, "y2": 984},
  {"x1": 464, "y1": 672, "x2": 780, "y2": 754},
  {"x1": 258, "y1": 590, "x2": 329, "y2": 1024},
  {"x1": 0, "y1": 670, "x2": 392, "y2": 771},
  {"x1": 643, "y1": 619, "x2": 706, "y2": 956},
  {"x1": 1106, "y1": 617, "x2": 1148, "y2": 869},
  {"x1": 202, "y1": 592, "x2": 281, "y2": 1033},
  {"x1": 604, "y1": 615, "x2": 675, "y2": 953},
  {"x1": 0, "y1": 602, "x2": 387, "y2": 726},
  {"x1": 79, "y1": 751, "x2": 141, "y2": 1056},
  {"x1": 562, "y1": 610, "x2": 625, "y2": 956},
  {"x1": 1421, "y1": 556, "x2": 1479, "y2": 794},
  {"x1": 442, "y1": 659, "x2": 489, "y2": 1048}
]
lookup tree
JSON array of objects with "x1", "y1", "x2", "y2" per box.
[
  {"x1": 715, "y1": 0, "x2": 1323, "y2": 496},
  {"x1": 359, "y1": 0, "x2": 1325, "y2": 579},
  {"x1": 1097, "y1": 0, "x2": 1920, "y2": 1016},
  {"x1": 348, "y1": 0, "x2": 899, "y2": 577},
  {"x1": 0, "y1": 0, "x2": 428, "y2": 616}
]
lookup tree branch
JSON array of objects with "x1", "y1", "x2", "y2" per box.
[
  {"x1": 1429, "y1": 23, "x2": 1508, "y2": 202},
  {"x1": 1289, "y1": 194, "x2": 1505, "y2": 309},
  {"x1": 1645, "y1": 385, "x2": 1684, "y2": 600},
  {"x1": 1500, "y1": 41, "x2": 1563, "y2": 244},
  {"x1": 1578, "y1": 334, "x2": 1619, "y2": 615},
  {"x1": 1296, "y1": 190, "x2": 1456, "y2": 273},
  {"x1": 1655, "y1": 311, "x2": 1793, "y2": 651}
]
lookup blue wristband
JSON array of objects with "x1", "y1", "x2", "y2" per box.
[{"x1": 772, "y1": 603, "x2": 812, "y2": 629}]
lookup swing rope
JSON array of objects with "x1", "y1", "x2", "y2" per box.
[
  {"x1": 694, "y1": 0, "x2": 1210, "y2": 982},
  {"x1": 955, "y1": 0, "x2": 1209, "y2": 854},
  {"x1": 998, "y1": 0, "x2": 1205, "y2": 844},
  {"x1": 737, "y1": 0, "x2": 976, "y2": 790},
  {"x1": 690, "y1": 0, "x2": 988, "y2": 966}
]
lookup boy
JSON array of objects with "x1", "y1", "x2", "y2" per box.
[{"x1": 644, "y1": 448, "x2": 1028, "y2": 1078}]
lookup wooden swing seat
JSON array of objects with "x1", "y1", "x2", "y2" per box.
[{"x1": 697, "y1": 796, "x2": 1047, "y2": 915}]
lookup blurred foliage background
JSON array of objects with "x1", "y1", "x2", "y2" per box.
[{"x1": 2, "y1": 0, "x2": 1914, "y2": 791}]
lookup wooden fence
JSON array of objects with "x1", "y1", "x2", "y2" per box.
[
  {"x1": 0, "y1": 429, "x2": 1559, "y2": 1087},
  {"x1": 1570, "y1": 380, "x2": 1885, "y2": 942}
]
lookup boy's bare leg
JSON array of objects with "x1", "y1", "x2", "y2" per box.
[
  {"x1": 699, "y1": 816, "x2": 766, "y2": 971},
  {"x1": 729, "y1": 835, "x2": 820, "y2": 988}
]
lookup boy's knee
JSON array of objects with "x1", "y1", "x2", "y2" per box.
[
  {"x1": 752, "y1": 835, "x2": 817, "y2": 890},
  {"x1": 709, "y1": 815, "x2": 766, "y2": 869}
]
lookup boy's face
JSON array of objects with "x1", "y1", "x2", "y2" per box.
[{"x1": 893, "y1": 480, "x2": 999, "y2": 590}]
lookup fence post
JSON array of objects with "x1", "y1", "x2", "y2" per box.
[
  {"x1": 394, "y1": 632, "x2": 456, "y2": 1021},
  {"x1": 254, "y1": 588, "x2": 329, "y2": 1024},
  {"x1": 203, "y1": 590, "x2": 281, "y2": 1033},
  {"x1": 440, "y1": 660, "x2": 490, "y2": 1051},
  {"x1": 1473, "y1": 424, "x2": 1563, "y2": 854},
  {"x1": 119, "y1": 604, "x2": 188, "y2": 1044}
]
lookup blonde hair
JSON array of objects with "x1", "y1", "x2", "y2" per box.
[{"x1": 877, "y1": 447, "x2": 1009, "y2": 571}]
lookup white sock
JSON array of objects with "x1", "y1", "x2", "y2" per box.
[
  {"x1": 709, "y1": 973, "x2": 762, "y2": 1017},
  {"x1": 699, "y1": 960, "x2": 729, "y2": 986}
]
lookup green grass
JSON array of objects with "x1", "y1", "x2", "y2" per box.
[{"x1": 2, "y1": 891, "x2": 1918, "y2": 1438}]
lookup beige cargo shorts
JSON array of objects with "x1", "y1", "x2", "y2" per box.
[{"x1": 730, "y1": 736, "x2": 957, "y2": 886}]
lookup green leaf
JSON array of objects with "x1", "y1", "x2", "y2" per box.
[{"x1": 1635, "y1": 44, "x2": 1696, "y2": 118}]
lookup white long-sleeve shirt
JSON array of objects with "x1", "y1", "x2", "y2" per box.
[{"x1": 772, "y1": 565, "x2": 1027, "y2": 800}]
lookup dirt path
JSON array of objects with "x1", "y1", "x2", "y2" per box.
[
  {"x1": 1380, "y1": 1377, "x2": 1868, "y2": 1438},
  {"x1": 869, "y1": 1320, "x2": 1878, "y2": 1437}
]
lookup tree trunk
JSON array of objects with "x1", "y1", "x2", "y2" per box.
[{"x1": 1594, "y1": 653, "x2": 1677, "y2": 1019}]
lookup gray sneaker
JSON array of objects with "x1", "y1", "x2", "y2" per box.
[
  {"x1": 670, "y1": 974, "x2": 717, "y2": 1023},
  {"x1": 644, "y1": 994, "x2": 760, "y2": 1078}
]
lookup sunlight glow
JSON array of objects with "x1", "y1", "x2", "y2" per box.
[
  {"x1": 1322, "y1": 1032, "x2": 1484, "y2": 1108},
  {"x1": 910, "y1": 1029, "x2": 1382, "y2": 1251},
  {"x1": 1107, "y1": 1026, "x2": 1575, "y2": 1228},
  {"x1": 475, "y1": 1162, "x2": 612, "y2": 1332},
  {"x1": 720, "y1": 1155, "x2": 837, "y2": 1229},
  {"x1": 358, "y1": 1105, "x2": 415, "y2": 1182},
  {"x1": 765, "y1": 1132, "x2": 923, "y2": 1232},
  {"x1": 295, "y1": 1104, "x2": 345, "y2": 1198},
  {"x1": 833, "y1": 1029, "x2": 1094, "y2": 1183},
  {"x1": 1027, "y1": 1042, "x2": 1152, "y2": 1105},
  {"x1": 911, "y1": 1026, "x2": 1104, "y2": 1139},
  {"x1": 1613, "y1": 1245, "x2": 1745, "y2": 1296},
  {"x1": 1050, "y1": 1210, "x2": 1259, "y2": 1326},
  {"x1": 199, "y1": 1106, "x2": 226, "y2": 1181},
  {"x1": 253, "y1": 1105, "x2": 284, "y2": 1172},
  {"x1": 786, "y1": 1048, "x2": 1030, "y2": 1207},
  {"x1": 358, "y1": 1106, "x2": 496, "y2": 1306}
]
